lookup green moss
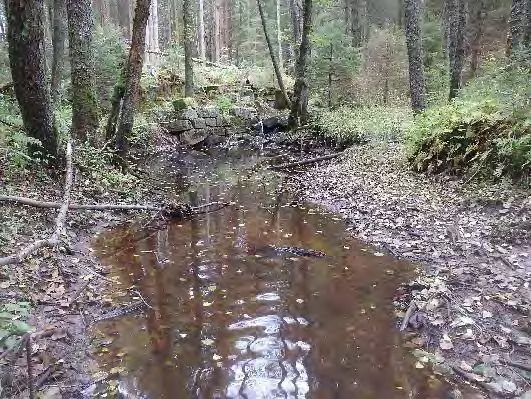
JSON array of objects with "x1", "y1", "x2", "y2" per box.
[{"x1": 172, "y1": 97, "x2": 196, "y2": 111}]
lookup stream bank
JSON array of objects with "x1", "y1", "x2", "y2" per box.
[
  {"x1": 299, "y1": 141, "x2": 531, "y2": 398},
  {"x1": 1, "y1": 122, "x2": 528, "y2": 398}
]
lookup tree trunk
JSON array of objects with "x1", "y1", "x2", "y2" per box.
[
  {"x1": 448, "y1": 0, "x2": 466, "y2": 100},
  {"x1": 50, "y1": 0, "x2": 66, "y2": 105},
  {"x1": 257, "y1": 0, "x2": 291, "y2": 108},
  {"x1": 117, "y1": 0, "x2": 132, "y2": 39},
  {"x1": 276, "y1": 0, "x2": 284, "y2": 71},
  {"x1": 145, "y1": 0, "x2": 160, "y2": 65},
  {"x1": 468, "y1": 0, "x2": 485, "y2": 77},
  {"x1": 170, "y1": 0, "x2": 179, "y2": 44},
  {"x1": 403, "y1": 0, "x2": 427, "y2": 112},
  {"x1": 7, "y1": 0, "x2": 58, "y2": 159},
  {"x1": 288, "y1": 0, "x2": 312, "y2": 126},
  {"x1": 506, "y1": 0, "x2": 525, "y2": 55},
  {"x1": 213, "y1": 0, "x2": 221, "y2": 61},
  {"x1": 524, "y1": 0, "x2": 531, "y2": 46},
  {"x1": 183, "y1": 0, "x2": 194, "y2": 96},
  {"x1": 66, "y1": 0, "x2": 99, "y2": 143},
  {"x1": 199, "y1": 0, "x2": 206, "y2": 60},
  {"x1": 115, "y1": 0, "x2": 152, "y2": 164}
]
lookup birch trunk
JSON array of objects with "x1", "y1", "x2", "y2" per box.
[
  {"x1": 276, "y1": 0, "x2": 284, "y2": 71},
  {"x1": 199, "y1": 0, "x2": 206, "y2": 60}
]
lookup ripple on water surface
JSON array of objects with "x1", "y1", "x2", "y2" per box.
[{"x1": 91, "y1": 152, "x2": 467, "y2": 399}]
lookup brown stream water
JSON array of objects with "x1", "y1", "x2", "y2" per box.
[{"x1": 90, "y1": 149, "x2": 461, "y2": 399}]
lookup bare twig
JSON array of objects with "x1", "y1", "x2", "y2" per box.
[
  {"x1": 69, "y1": 280, "x2": 92, "y2": 307},
  {"x1": 450, "y1": 365, "x2": 497, "y2": 394},
  {"x1": 35, "y1": 364, "x2": 61, "y2": 388},
  {"x1": 0, "y1": 142, "x2": 73, "y2": 266},
  {"x1": 500, "y1": 358, "x2": 531, "y2": 373},
  {"x1": 400, "y1": 300, "x2": 417, "y2": 331},
  {"x1": 26, "y1": 336, "x2": 35, "y2": 399},
  {"x1": 131, "y1": 290, "x2": 153, "y2": 309}
]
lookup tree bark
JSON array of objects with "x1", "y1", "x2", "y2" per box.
[
  {"x1": 350, "y1": 0, "x2": 367, "y2": 47},
  {"x1": 448, "y1": 0, "x2": 467, "y2": 100},
  {"x1": 506, "y1": 0, "x2": 525, "y2": 55},
  {"x1": 468, "y1": 0, "x2": 485, "y2": 77},
  {"x1": 66, "y1": 0, "x2": 99, "y2": 142},
  {"x1": 115, "y1": 0, "x2": 152, "y2": 164},
  {"x1": 199, "y1": 0, "x2": 206, "y2": 60},
  {"x1": 183, "y1": 0, "x2": 194, "y2": 96},
  {"x1": 276, "y1": 0, "x2": 284, "y2": 71},
  {"x1": 50, "y1": 0, "x2": 66, "y2": 105},
  {"x1": 7, "y1": 0, "x2": 58, "y2": 160},
  {"x1": 117, "y1": 0, "x2": 132, "y2": 39},
  {"x1": 145, "y1": 0, "x2": 160, "y2": 65},
  {"x1": 257, "y1": 0, "x2": 291, "y2": 108},
  {"x1": 524, "y1": 0, "x2": 531, "y2": 47},
  {"x1": 403, "y1": 0, "x2": 427, "y2": 112},
  {"x1": 289, "y1": 0, "x2": 312, "y2": 126}
]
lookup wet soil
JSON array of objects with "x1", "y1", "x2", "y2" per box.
[{"x1": 85, "y1": 147, "x2": 472, "y2": 398}]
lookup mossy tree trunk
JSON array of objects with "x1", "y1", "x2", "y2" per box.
[
  {"x1": 7, "y1": 0, "x2": 58, "y2": 160},
  {"x1": 404, "y1": 0, "x2": 427, "y2": 112},
  {"x1": 289, "y1": 0, "x2": 312, "y2": 127},
  {"x1": 66, "y1": 0, "x2": 99, "y2": 143},
  {"x1": 115, "y1": 0, "x2": 151, "y2": 164},
  {"x1": 183, "y1": 0, "x2": 194, "y2": 96},
  {"x1": 51, "y1": 0, "x2": 66, "y2": 105}
]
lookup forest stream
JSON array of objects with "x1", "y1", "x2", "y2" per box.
[{"x1": 88, "y1": 147, "x2": 468, "y2": 399}]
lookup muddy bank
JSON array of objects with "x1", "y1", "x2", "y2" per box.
[{"x1": 298, "y1": 141, "x2": 531, "y2": 398}]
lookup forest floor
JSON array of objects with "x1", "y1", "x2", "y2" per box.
[
  {"x1": 299, "y1": 141, "x2": 531, "y2": 398},
  {"x1": 0, "y1": 148, "x2": 175, "y2": 398}
]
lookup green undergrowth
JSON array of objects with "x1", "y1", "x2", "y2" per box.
[
  {"x1": 313, "y1": 105, "x2": 413, "y2": 144},
  {"x1": 406, "y1": 52, "x2": 531, "y2": 180}
]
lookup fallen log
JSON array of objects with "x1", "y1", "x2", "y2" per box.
[
  {"x1": 0, "y1": 142, "x2": 73, "y2": 267},
  {"x1": 268, "y1": 152, "x2": 344, "y2": 171},
  {"x1": 0, "y1": 196, "x2": 227, "y2": 216}
]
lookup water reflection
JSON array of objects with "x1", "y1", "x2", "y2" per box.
[{"x1": 92, "y1": 151, "x2": 457, "y2": 399}]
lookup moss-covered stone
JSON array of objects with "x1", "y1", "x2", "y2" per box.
[{"x1": 172, "y1": 97, "x2": 196, "y2": 112}]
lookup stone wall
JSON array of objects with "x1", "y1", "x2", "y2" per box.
[{"x1": 160, "y1": 105, "x2": 258, "y2": 146}]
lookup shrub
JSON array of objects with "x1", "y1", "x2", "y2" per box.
[
  {"x1": 314, "y1": 105, "x2": 413, "y2": 144},
  {"x1": 406, "y1": 51, "x2": 531, "y2": 179}
]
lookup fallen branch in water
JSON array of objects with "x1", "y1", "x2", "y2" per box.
[
  {"x1": 0, "y1": 142, "x2": 73, "y2": 267},
  {"x1": 268, "y1": 152, "x2": 344, "y2": 171}
]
